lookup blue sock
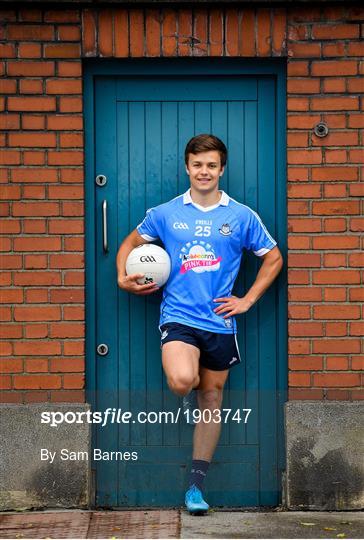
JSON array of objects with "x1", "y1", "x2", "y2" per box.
[{"x1": 189, "y1": 459, "x2": 210, "y2": 491}]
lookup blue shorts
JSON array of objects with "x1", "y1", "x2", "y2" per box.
[{"x1": 159, "y1": 321, "x2": 242, "y2": 371}]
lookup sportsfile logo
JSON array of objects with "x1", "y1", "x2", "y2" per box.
[{"x1": 173, "y1": 222, "x2": 189, "y2": 230}]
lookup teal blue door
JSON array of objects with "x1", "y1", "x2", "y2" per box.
[{"x1": 85, "y1": 59, "x2": 287, "y2": 508}]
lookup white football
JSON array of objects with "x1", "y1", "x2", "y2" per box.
[{"x1": 126, "y1": 244, "x2": 171, "y2": 287}]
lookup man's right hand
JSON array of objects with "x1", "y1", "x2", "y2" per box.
[{"x1": 117, "y1": 273, "x2": 159, "y2": 295}]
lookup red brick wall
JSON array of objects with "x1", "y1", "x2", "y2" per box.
[{"x1": 0, "y1": 5, "x2": 363, "y2": 403}]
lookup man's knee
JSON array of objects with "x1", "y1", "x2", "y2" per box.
[
  {"x1": 198, "y1": 387, "x2": 223, "y2": 409},
  {"x1": 167, "y1": 373, "x2": 199, "y2": 396}
]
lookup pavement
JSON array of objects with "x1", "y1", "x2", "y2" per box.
[{"x1": 0, "y1": 509, "x2": 363, "y2": 539}]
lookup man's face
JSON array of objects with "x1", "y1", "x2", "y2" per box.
[{"x1": 186, "y1": 151, "x2": 225, "y2": 194}]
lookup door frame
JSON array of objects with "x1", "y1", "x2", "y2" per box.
[{"x1": 83, "y1": 57, "x2": 287, "y2": 507}]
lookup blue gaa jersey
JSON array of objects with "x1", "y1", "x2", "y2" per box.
[{"x1": 137, "y1": 189, "x2": 277, "y2": 334}]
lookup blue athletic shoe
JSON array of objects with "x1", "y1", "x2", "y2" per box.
[{"x1": 185, "y1": 484, "x2": 209, "y2": 515}]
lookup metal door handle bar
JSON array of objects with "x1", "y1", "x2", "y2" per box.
[{"x1": 102, "y1": 200, "x2": 108, "y2": 253}]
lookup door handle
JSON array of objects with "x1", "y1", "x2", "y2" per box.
[{"x1": 102, "y1": 200, "x2": 108, "y2": 253}]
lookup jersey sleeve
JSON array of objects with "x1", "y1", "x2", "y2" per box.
[
  {"x1": 136, "y1": 207, "x2": 160, "y2": 241},
  {"x1": 242, "y1": 209, "x2": 277, "y2": 257}
]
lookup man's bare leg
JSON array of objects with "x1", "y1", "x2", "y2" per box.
[
  {"x1": 193, "y1": 366, "x2": 229, "y2": 461},
  {"x1": 161, "y1": 340, "x2": 200, "y2": 396}
]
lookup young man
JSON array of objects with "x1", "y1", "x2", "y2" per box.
[{"x1": 117, "y1": 134, "x2": 283, "y2": 514}]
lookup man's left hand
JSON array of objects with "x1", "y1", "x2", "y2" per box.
[{"x1": 213, "y1": 296, "x2": 254, "y2": 318}]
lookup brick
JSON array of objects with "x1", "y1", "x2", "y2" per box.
[
  {"x1": 50, "y1": 254, "x2": 84, "y2": 269},
  {"x1": 313, "y1": 270, "x2": 360, "y2": 284},
  {"x1": 23, "y1": 185, "x2": 46, "y2": 199},
  {"x1": 288, "y1": 253, "x2": 321, "y2": 268},
  {"x1": 60, "y1": 169, "x2": 84, "y2": 183},
  {"x1": 350, "y1": 321, "x2": 364, "y2": 336},
  {"x1": 349, "y1": 149, "x2": 364, "y2": 164},
  {"x1": 50, "y1": 357, "x2": 84, "y2": 372},
  {"x1": 313, "y1": 373, "x2": 360, "y2": 387},
  {"x1": 241, "y1": 9, "x2": 255, "y2": 56},
  {"x1": 47, "y1": 115, "x2": 83, "y2": 130},
  {"x1": 50, "y1": 390, "x2": 85, "y2": 402},
  {"x1": 314, "y1": 236, "x2": 359, "y2": 249},
  {"x1": 25, "y1": 358, "x2": 49, "y2": 372},
  {"x1": 287, "y1": 79, "x2": 320, "y2": 94},
  {"x1": 0, "y1": 219, "x2": 21, "y2": 234},
  {"x1": 287, "y1": 114, "x2": 321, "y2": 130},
  {"x1": 64, "y1": 237, "x2": 83, "y2": 251},
  {"x1": 325, "y1": 149, "x2": 347, "y2": 164},
  {"x1": 289, "y1": 373, "x2": 311, "y2": 387},
  {"x1": 24, "y1": 323, "x2": 48, "y2": 338},
  {"x1": 323, "y1": 288, "x2": 346, "y2": 302},
  {"x1": 289, "y1": 43, "x2": 321, "y2": 58},
  {"x1": 62, "y1": 201, "x2": 84, "y2": 216},
  {"x1": 288, "y1": 287, "x2": 322, "y2": 301},
  {"x1": 46, "y1": 152, "x2": 83, "y2": 167},
  {"x1": 289, "y1": 356, "x2": 323, "y2": 371},
  {"x1": 312, "y1": 167, "x2": 358, "y2": 181},
  {"x1": 209, "y1": 9, "x2": 223, "y2": 56},
  {"x1": 287, "y1": 201, "x2": 310, "y2": 214},
  {"x1": 25, "y1": 288, "x2": 48, "y2": 303},
  {"x1": 287, "y1": 184, "x2": 321, "y2": 198},
  {"x1": 312, "y1": 200, "x2": 360, "y2": 215},
  {"x1": 160, "y1": 9, "x2": 176, "y2": 57},
  {"x1": 23, "y1": 391, "x2": 49, "y2": 403},
  {"x1": 14, "y1": 306, "x2": 61, "y2": 321},
  {"x1": 0, "y1": 43, "x2": 16, "y2": 58},
  {"x1": 48, "y1": 185, "x2": 83, "y2": 199},
  {"x1": 352, "y1": 356, "x2": 364, "y2": 370},
  {"x1": 48, "y1": 219, "x2": 83, "y2": 234},
  {"x1": 44, "y1": 44, "x2": 81, "y2": 58},
  {"x1": 0, "y1": 152, "x2": 21, "y2": 166},
  {"x1": 12, "y1": 202, "x2": 59, "y2": 216},
  {"x1": 311, "y1": 96, "x2": 359, "y2": 111},
  {"x1": 288, "y1": 304, "x2": 310, "y2": 318},
  {"x1": 49, "y1": 323, "x2": 84, "y2": 339},
  {"x1": 0, "y1": 80, "x2": 17, "y2": 94},
  {"x1": 14, "y1": 237, "x2": 61, "y2": 252},
  {"x1": 323, "y1": 253, "x2": 347, "y2": 267},
  {"x1": 349, "y1": 183, "x2": 364, "y2": 197},
  {"x1": 288, "y1": 149, "x2": 322, "y2": 164},
  {"x1": 0, "y1": 307, "x2": 12, "y2": 322},
  {"x1": 63, "y1": 374, "x2": 84, "y2": 389},
  {"x1": 287, "y1": 61, "x2": 309, "y2": 76},
  {"x1": 322, "y1": 42, "x2": 346, "y2": 58},
  {"x1": 14, "y1": 271, "x2": 61, "y2": 286},
  {"x1": 146, "y1": 9, "x2": 160, "y2": 57},
  {"x1": 18, "y1": 43, "x2": 42, "y2": 58},
  {"x1": 58, "y1": 26, "x2": 81, "y2": 42},
  {"x1": 0, "y1": 288, "x2": 23, "y2": 303},
  {"x1": 59, "y1": 133, "x2": 83, "y2": 148},
  {"x1": 46, "y1": 79, "x2": 82, "y2": 94},
  {"x1": 114, "y1": 9, "x2": 128, "y2": 58},
  {"x1": 289, "y1": 388, "x2": 323, "y2": 400},
  {"x1": 63, "y1": 341, "x2": 84, "y2": 355},
  {"x1": 272, "y1": 8, "x2": 286, "y2": 56},
  {"x1": 350, "y1": 218, "x2": 364, "y2": 231},
  {"x1": 50, "y1": 288, "x2": 84, "y2": 303},
  {"x1": 312, "y1": 24, "x2": 360, "y2": 40},
  {"x1": 347, "y1": 41, "x2": 364, "y2": 57},
  {"x1": 22, "y1": 115, "x2": 46, "y2": 130},
  {"x1": 9, "y1": 133, "x2": 56, "y2": 148},
  {"x1": 7, "y1": 24, "x2": 54, "y2": 41},
  {"x1": 57, "y1": 61, "x2": 82, "y2": 77},
  {"x1": 312, "y1": 339, "x2": 361, "y2": 354},
  {"x1": 323, "y1": 78, "x2": 346, "y2": 93},
  {"x1": 349, "y1": 253, "x2": 364, "y2": 267},
  {"x1": 59, "y1": 97, "x2": 83, "y2": 113},
  {"x1": 0, "y1": 114, "x2": 20, "y2": 130},
  {"x1": 225, "y1": 9, "x2": 239, "y2": 57},
  {"x1": 19, "y1": 9, "x2": 42, "y2": 22},
  {"x1": 311, "y1": 60, "x2": 358, "y2": 77},
  {"x1": 23, "y1": 220, "x2": 47, "y2": 234},
  {"x1": 63, "y1": 306, "x2": 85, "y2": 320},
  {"x1": 82, "y1": 9, "x2": 97, "y2": 56},
  {"x1": 0, "y1": 255, "x2": 22, "y2": 270},
  {"x1": 99, "y1": 8, "x2": 113, "y2": 57},
  {"x1": 0, "y1": 184, "x2": 21, "y2": 200},
  {"x1": 325, "y1": 322, "x2": 347, "y2": 337},
  {"x1": 64, "y1": 271, "x2": 84, "y2": 286},
  {"x1": 129, "y1": 9, "x2": 144, "y2": 57},
  {"x1": 289, "y1": 322, "x2": 323, "y2": 337},
  {"x1": 7, "y1": 61, "x2": 55, "y2": 77},
  {"x1": 0, "y1": 358, "x2": 23, "y2": 372},
  {"x1": 313, "y1": 305, "x2": 360, "y2": 319},
  {"x1": 19, "y1": 80, "x2": 44, "y2": 94},
  {"x1": 0, "y1": 376, "x2": 11, "y2": 390},
  {"x1": 13, "y1": 374, "x2": 61, "y2": 389},
  {"x1": 8, "y1": 97, "x2": 56, "y2": 112},
  {"x1": 44, "y1": 10, "x2": 79, "y2": 23},
  {"x1": 14, "y1": 342, "x2": 61, "y2": 357},
  {"x1": 347, "y1": 78, "x2": 364, "y2": 93}
]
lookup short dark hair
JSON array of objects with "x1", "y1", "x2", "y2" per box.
[{"x1": 184, "y1": 134, "x2": 227, "y2": 167}]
